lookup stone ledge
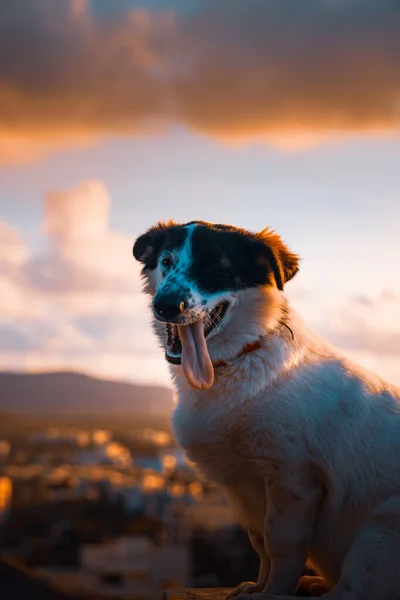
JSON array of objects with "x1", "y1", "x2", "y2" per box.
[{"x1": 163, "y1": 589, "x2": 233, "y2": 600}]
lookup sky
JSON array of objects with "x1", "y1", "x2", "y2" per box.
[{"x1": 0, "y1": 0, "x2": 400, "y2": 388}]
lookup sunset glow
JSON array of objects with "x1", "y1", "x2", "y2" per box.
[{"x1": 1, "y1": 0, "x2": 400, "y2": 387}]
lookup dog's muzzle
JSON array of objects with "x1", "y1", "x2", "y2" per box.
[{"x1": 153, "y1": 293, "x2": 188, "y2": 323}]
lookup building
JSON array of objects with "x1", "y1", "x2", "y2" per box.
[{"x1": 0, "y1": 476, "x2": 12, "y2": 524}]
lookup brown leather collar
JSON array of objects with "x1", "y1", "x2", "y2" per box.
[{"x1": 212, "y1": 339, "x2": 261, "y2": 369}]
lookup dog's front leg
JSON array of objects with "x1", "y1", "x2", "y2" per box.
[
  {"x1": 261, "y1": 477, "x2": 323, "y2": 597},
  {"x1": 228, "y1": 528, "x2": 271, "y2": 598}
]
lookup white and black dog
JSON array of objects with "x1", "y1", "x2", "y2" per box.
[{"x1": 133, "y1": 220, "x2": 400, "y2": 600}]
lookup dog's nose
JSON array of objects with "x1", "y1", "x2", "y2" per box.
[{"x1": 153, "y1": 294, "x2": 187, "y2": 322}]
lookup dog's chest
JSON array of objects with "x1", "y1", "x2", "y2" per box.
[{"x1": 172, "y1": 391, "x2": 272, "y2": 486}]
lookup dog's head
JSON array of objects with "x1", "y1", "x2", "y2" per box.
[{"x1": 133, "y1": 220, "x2": 299, "y2": 390}]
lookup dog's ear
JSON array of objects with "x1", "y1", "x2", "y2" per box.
[
  {"x1": 255, "y1": 228, "x2": 300, "y2": 290},
  {"x1": 133, "y1": 220, "x2": 178, "y2": 271},
  {"x1": 133, "y1": 230, "x2": 161, "y2": 270}
]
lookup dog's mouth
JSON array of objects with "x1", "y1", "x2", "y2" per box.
[{"x1": 165, "y1": 301, "x2": 229, "y2": 390}]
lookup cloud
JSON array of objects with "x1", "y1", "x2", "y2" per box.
[
  {"x1": 318, "y1": 290, "x2": 400, "y2": 386},
  {"x1": 175, "y1": 0, "x2": 400, "y2": 144},
  {"x1": 1, "y1": 0, "x2": 399, "y2": 162},
  {"x1": 24, "y1": 181, "x2": 139, "y2": 294},
  {"x1": 0, "y1": 222, "x2": 29, "y2": 265},
  {"x1": 0, "y1": 1, "x2": 172, "y2": 163},
  {"x1": 0, "y1": 324, "x2": 39, "y2": 352},
  {"x1": 0, "y1": 180, "x2": 170, "y2": 384},
  {"x1": 322, "y1": 290, "x2": 400, "y2": 357},
  {"x1": 0, "y1": 222, "x2": 47, "y2": 320}
]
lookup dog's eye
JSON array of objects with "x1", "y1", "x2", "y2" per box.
[{"x1": 161, "y1": 256, "x2": 173, "y2": 268}]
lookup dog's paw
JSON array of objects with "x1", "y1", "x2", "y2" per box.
[
  {"x1": 296, "y1": 575, "x2": 329, "y2": 597},
  {"x1": 227, "y1": 582, "x2": 264, "y2": 598}
]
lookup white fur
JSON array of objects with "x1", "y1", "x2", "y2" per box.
[{"x1": 163, "y1": 286, "x2": 400, "y2": 600}]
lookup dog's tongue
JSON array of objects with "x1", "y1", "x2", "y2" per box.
[{"x1": 178, "y1": 320, "x2": 214, "y2": 390}]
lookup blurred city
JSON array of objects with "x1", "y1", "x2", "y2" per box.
[{"x1": 0, "y1": 371, "x2": 257, "y2": 599}]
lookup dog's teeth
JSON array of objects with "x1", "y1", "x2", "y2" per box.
[{"x1": 166, "y1": 323, "x2": 173, "y2": 346}]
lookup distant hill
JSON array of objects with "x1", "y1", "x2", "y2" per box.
[{"x1": 0, "y1": 371, "x2": 174, "y2": 416}]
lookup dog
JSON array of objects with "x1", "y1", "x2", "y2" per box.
[{"x1": 133, "y1": 220, "x2": 400, "y2": 600}]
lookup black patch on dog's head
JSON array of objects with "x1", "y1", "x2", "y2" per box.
[
  {"x1": 189, "y1": 223, "x2": 299, "y2": 292},
  {"x1": 133, "y1": 220, "x2": 187, "y2": 271},
  {"x1": 133, "y1": 220, "x2": 299, "y2": 291}
]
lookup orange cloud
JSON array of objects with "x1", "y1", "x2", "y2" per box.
[
  {"x1": 0, "y1": 3, "x2": 173, "y2": 163},
  {"x1": 0, "y1": 0, "x2": 399, "y2": 162}
]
